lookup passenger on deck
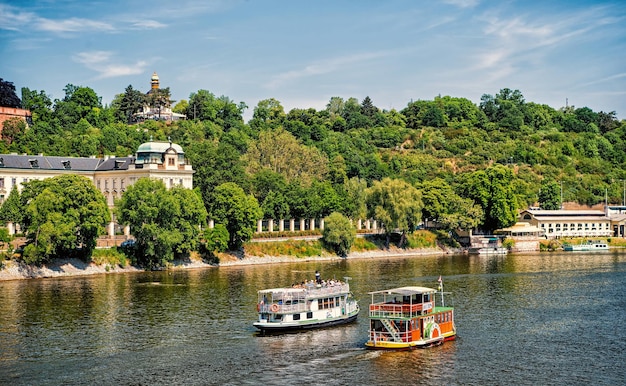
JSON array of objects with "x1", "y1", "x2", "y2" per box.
[{"x1": 315, "y1": 271, "x2": 321, "y2": 284}]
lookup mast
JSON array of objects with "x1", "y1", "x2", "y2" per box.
[{"x1": 438, "y1": 276, "x2": 444, "y2": 307}]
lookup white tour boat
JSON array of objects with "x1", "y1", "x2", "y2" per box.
[{"x1": 253, "y1": 277, "x2": 359, "y2": 333}]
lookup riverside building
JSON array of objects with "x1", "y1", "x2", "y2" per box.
[{"x1": 0, "y1": 139, "x2": 193, "y2": 236}]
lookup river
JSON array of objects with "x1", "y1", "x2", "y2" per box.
[{"x1": 0, "y1": 252, "x2": 624, "y2": 385}]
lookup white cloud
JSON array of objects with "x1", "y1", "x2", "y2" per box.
[
  {"x1": 37, "y1": 17, "x2": 115, "y2": 33},
  {"x1": 129, "y1": 20, "x2": 167, "y2": 29},
  {"x1": 73, "y1": 51, "x2": 148, "y2": 79},
  {"x1": 0, "y1": 4, "x2": 36, "y2": 31}
]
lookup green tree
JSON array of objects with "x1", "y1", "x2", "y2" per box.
[
  {"x1": 538, "y1": 180, "x2": 561, "y2": 210},
  {"x1": 0, "y1": 185, "x2": 23, "y2": 225},
  {"x1": 366, "y1": 178, "x2": 423, "y2": 247},
  {"x1": 202, "y1": 224, "x2": 229, "y2": 254},
  {"x1": 21, "y1": 88, "x2": 53, "y2": 123},
  {"x1": 115, "y1": 178, "x2": 207, "y2": 268},
  {"x1": 244, "y1": 128, "x2": 328, "y2": 185},
  {"x1": 322, "y1": 212, "x2": 356, "y2": 257},
  {"x1": 459, "y1": 165, "x2": 518, "y2": 232},
  {"x1": 19, "y1": 175, "x2": 110, "y2": 264},
  {"x1": 112, "y1": 85, "x2": 145, "y2": 123},
  {"x1": 209, "y1": 182, "x2": 262, "y2": 250}
]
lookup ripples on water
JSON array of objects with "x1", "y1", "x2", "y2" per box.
[{"x1": 0, "y1": 252, "x2": 625, "y2": 385}]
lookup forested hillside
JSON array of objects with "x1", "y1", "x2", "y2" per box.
[{"x1": 1, "y1": 78, "x2": 625, "y2": 234}]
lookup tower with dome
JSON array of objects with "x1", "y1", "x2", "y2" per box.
[{"x1": 135, "y1": 72, "x2": 185, "y2": 122}]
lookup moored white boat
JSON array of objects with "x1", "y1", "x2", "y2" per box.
[
  {"x1": 563, "y1": 240, "x2": 609, "y2": 251},
  {"x1": 365, "y1": 278, "x2": 456, "y2": 350},
  {"x1": 468, "y1": 246, "x2": 508, "y2": 255},
  {"x1": 253, "y1": 277, "x2": 359, "y2": 333}
]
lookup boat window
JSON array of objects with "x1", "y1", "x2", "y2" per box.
[
  {"x1": 293, "y1": 314, "x2": 301, "y2": 321},
  {"x1": 307, "y1": 312, "x2": 313, "y2": 319}
]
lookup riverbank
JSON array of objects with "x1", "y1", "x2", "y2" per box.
[{"x1": 0, "y1": 246, "x2": 449, "y2": 281}]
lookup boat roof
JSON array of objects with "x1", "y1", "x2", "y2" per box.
[
  {"x1": 257, "y1": 287, "x2": 307, "y2": 294},
  {"x1": 368, "y1": 286, "x2": 437, "y2": 296}
]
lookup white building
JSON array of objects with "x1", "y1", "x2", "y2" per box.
[
  {"x1": 0, "y1": 140, "x2": 193, "y2": 235},
  {"x1": 518, "y1": 209, "x2": 614, "y2": 239}
]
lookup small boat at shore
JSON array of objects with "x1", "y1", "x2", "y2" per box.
[
  {"x1": 468, "y1": 246, "x2": 508, "y2": 255},
  {"x1": 365, "y1": 278, "x2": 456, "y2": 350},
  {"x1": 563, "y1": 240, "x2": 609, "y2": 251},
  {"x1": 253, "y1": 277, "x2": 359, "y2": 333}
]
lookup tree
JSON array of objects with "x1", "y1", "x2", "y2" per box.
[
  {"x1": 209, "y1": 182, "x2": 262, "y2": 250},
  {"x1": 538, "y1": 180, "x2": 561, "y2": 210},
  {"x1": 244, "y1": 127, "x2": 328, "y2": 185},
  {"x1": 112, "y1": 85, "x2": 145, "y2": 123},
  {"x1": 0, "y1": 78, "x2": 21, "y2": 108},
  {"x1": 21, "y1": 87, "x2": 53, "y2": 123},
  {"x1": 366, "y1": 178, "x2": 423, "y2": 247},
  {"x1": 145, "y1": 87, "x2": 172, "y2": 119},
  {"x1": 0, "y1": 185, "x2": 23, "y2": 225},
  {"x1": 322, "y1": 212, "x2": 356, "y2": 257},
  {"x1": 2, "y1": 117, "x2": 27, "y2": 146},
  {"x1": 19, "y1": 175, "x2": 110, "y2": 264},
  {"x1": 115, "y1": 178, "x2": 207, "y2": 268},
  {"x1": 458, "y1": 165, "x2": 518, "y2": 232},
  {"x1": 202, "y1": 224, "x2": 229, "y2": 254}
]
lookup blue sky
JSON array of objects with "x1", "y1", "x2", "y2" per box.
[{"x1": 1, "y1": 0, "x2": 625, "y2": 121}]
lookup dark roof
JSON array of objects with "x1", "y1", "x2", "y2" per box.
[{"x1": 0, "y1": 154, "x2": 134, "y2": 171}]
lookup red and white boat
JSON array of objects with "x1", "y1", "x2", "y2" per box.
[{"x1": 365, "y1": 278, "x2": 456, "y2": 349}]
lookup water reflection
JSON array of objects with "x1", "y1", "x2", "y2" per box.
[{"x1": 1, "y1": 252, "x2": 625, "y2": 385}]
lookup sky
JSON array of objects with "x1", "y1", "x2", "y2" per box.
[{"x1": 1, "y1": 0, "x2": 625, "y2": 122}]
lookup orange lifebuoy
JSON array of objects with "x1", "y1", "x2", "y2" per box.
[{"x1": 270, "y1": 303, "x2": 279, "y2": 312}]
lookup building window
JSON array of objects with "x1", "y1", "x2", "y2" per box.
[
  {"x1": 0, "y1": 178, "x2": 4, "y2": 189},
  {"x1": 11, "y1": 177, "x2": 16, "y2": 186},
  {"x1": 168, "y1": 157, "x2": 175, "y2": 166}
]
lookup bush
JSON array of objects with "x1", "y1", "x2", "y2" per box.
[{"x1": 321, "y1": 212, "x2": 356, "y2": 257}]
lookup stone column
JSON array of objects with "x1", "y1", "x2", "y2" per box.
[
  {"x1": 208, "y1": 219, "x2": 214, "y2": 229},
  {"x1": 124, "y1": 225, "x2": 130, "y2": 236},
  {"x1": 366, "y1": 220, "x2": 371, "y2": 230},
  {"x1": 320, "y1": 218, "x2": 324, "y2": 230},
  {"x1": 108, "y1": 221, "x2": 115, "y2": 237},
  {"x1": 279, "y1": 219, "x2": 285, "y2": 232},
  {"x1": 269, "y1": 219, "x2": 274, "y2": 233},
  {"x1": 290, "y1": 219, "x2": 295, "y2": 232},
  {"x1": 357, "y1": 219, "x2": 362, "y2": 230},
  {"x1": 309, "y1": 218, "x2": 315, "y2": 231},
  {"x1": 257, "y1": 219, "x2": 263, "y2": 233},
  {"x1": 300, "y1": 218, "x2": 305, "y2": 231},
  {"x1": 6, "y1": 222, "x2": 14, "y2": 236},
  {"x1": 372, "y1": 220, "x2": 378, "y2": 230}
]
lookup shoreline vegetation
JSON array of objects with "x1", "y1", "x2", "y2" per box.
[
  {"x1": 2, "y1": 233, "x2": 623, "y2": 281},
  {"x1": 0, "y1": 246, "x2": 449, "y2": 282},
  {"x1": 0, "y1": 232, "x2": 450, "y2": 281}
]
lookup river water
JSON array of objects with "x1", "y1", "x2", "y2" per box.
[{"x1": 0, "y1": 252, "x2": 624, "y2": 385}]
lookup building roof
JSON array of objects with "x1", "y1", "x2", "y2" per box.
[
  {"x1": 0, "y1": 154, "x2": 106, "y2": 171},
  {"x1": 522, "y1": 209, "x2": 606, "y2": 217},
  {"x1": 137, "y1": 141, "x2": 184, "y2": 154}
]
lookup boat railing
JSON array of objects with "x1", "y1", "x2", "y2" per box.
[
  {"x1": 370, "y1": 329, "x2": 412, "y2": 343},
  {"x1": 368, "y1": 301, "x2": 433, "y2": 318},
  {"x1": 258, "y1": 302, "x2": 309, "y2": 314}
]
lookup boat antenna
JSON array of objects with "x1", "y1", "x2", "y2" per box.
[{"x1": 438, "y1": 275, "x2": 444, "y2": 307}]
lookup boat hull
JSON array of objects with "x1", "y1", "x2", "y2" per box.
[
  {"x1": 254, "y1": 311, "x2": 358, "y2": 333},
  {"x1": 365, "y1": 334, "x2": 456, "y2": 350}
]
